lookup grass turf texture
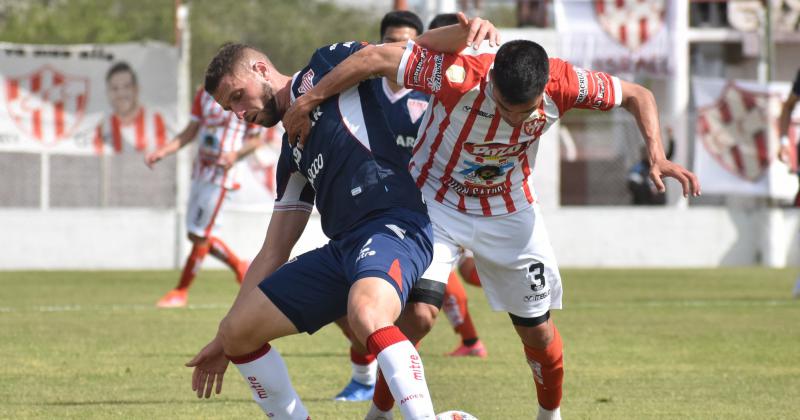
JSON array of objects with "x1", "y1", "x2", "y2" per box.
[{"x1": 1, "y1": 268, "x2": 798, "y2": 419}]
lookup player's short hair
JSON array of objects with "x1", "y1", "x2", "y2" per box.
[
  {"x1": 428, "y1": 13, "x2": 459, "y2": 30},
  {"x1": 493, "y1": 40, "x2": 549, "y2": 105},
  {"x1": 204, "y1": 42, "x2": 257, "y2": 95},
  {"x1": 380, "y1": 10, "x2": 424, "y2": 39},
  {"x1": 105, "y1": 61, "x2": 137, "y2": 85}
]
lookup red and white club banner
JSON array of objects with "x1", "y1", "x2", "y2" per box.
[
  {"x1": 554, "y1": 0, "x2": 674, "y2": 77},
  {"x1": 0, "y1": 42, "x2": 178, "y2": 154},
  {"x1": 692, "y1": 77, "x2": 798, "y2": 198}
]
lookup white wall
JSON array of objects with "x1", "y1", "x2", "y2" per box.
[{"x1": 2, "y1": 207, "x2": 798, "y2": 270}]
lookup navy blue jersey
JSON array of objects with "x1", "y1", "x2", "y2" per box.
[
  {"x1": 368, "y1": 77, "x2": 430, "y2": 163},
  {"x1": 274, "y1": 41, "x2": 427, "y2": 239}
]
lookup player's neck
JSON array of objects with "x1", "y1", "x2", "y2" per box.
[
  {"x1": 116, "y1": 105, "x2": 141, "y2": 125},
  {"x1": 273, "y1": 73, "x2": 293, "y2": 118}
]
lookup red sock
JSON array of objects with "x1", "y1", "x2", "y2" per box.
[
  {"x1": 351, "y1": 346, "x2": 376, "y2": 365},
  {"x1": 208, "y1": 236, "x2": 245, "y2": 283},
  {"x1": 523, "y1": 324, "x2": 564, "y2": 410},
  {"x1": 443, "y1": 271, "x2": 478, "y2": 342},
  {"x1": 175, "y1": 243, "x2": 209, "y2": 291}
]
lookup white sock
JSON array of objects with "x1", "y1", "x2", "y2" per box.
[
  {"x1": 352, "y1": 359, "x2": 378, "y2": 386},
  {"x1": 229, "y1": 344, "x2": 309, "y2": 420},
  {"x1": 537, "y1": 405, "x2": 561, "y2": 420},
  {"x1": 364, "y1": 403, "x2": 394, "y2": 420},
  {"x1": 368, "y1": 326, "x2": 435, "y2": 419}
]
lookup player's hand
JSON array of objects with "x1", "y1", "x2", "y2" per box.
[
  {"x1": 282, "y1": 95, "x2": 315, "y2": 148},
  {"x1": 144, "y1": 151, "x2": 162, "y2": 169},
  {"x1": 186, "y1": 336, "x2": 229, "y2": 398},
  {"x1": 457, "y1": 12, "x2": 500, "y2": 49},
  {"x1": 650, "y1": 158, "x2": 701, "y2": 198},
  {"x1": 216, "y1": 150, "x2": 238, "y2": 170}
]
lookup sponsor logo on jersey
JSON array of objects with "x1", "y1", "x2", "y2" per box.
[
  {"x1": 298, "y1": 68, "x2": 315, "y2": 94},
  {"x1": 524, "y1": 290, "x2": 550, "y2": 302},
  {"x1": 406, "y1": 98, "x2": 429, "y2": 124},
  {"x1": 411, "y1": 49, "x2": 428, "y2": 86},
  {"x1": 356, "y1": 238, "x2": 376, "y2": 262},
  {"x1": 445, "y1": 64, "x2": 466, "y2": 83},
  {"x1": 575, "y1": 68, "x2": 589, "y2": 105},
  {"x1": 594, "y1": 0, "x2": 665, "y2": 51},
  {"x1": 306, "y1": 153, "x2": 324, "y2": 186},
  {"x1": 443, "y1": 175, "x2": 510, "y2": 197},
  {"x1": 592, "y1": 74, "x2": 607, "y2": 109},
  {"x1": 426, "y1": 54, "x2": 444, "y2": 92},
  {"x1": 462, "y1": 105, "x2": 495, "y2": 119},
  {"x1": 465, "y1": 142, "x2": 525, "y2": 159},
  {"x1": 6, "y1": 65, "x2": 88, "y2": 144}
]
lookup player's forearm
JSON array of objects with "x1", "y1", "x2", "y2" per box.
[
  {"x1": 779, "y1": 96, "x2": 797, "y2": 140},
  {"x1": 235, "y1": 135, "x2": 263, "y2": 161},
  {"x1": 416, "y1": 23, "x2": 469, "y2": 54},
  {"x1": 622, "y1": 82, "x2": 666, "y2": 164},
  {"x1": 300, "y1": 45, "x2": 402, "y2": 109}
]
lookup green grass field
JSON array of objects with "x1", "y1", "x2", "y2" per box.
[{"x1": 1, "y1": 268, "x2": 798, "y2": 419}]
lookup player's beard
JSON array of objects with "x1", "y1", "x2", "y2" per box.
[{"x1": 256, "y1": 82, "x2": 281, "y2": 127}]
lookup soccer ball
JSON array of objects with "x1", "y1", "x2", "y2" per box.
[{"x1": 435, "y1": 410, "x2": 478, "y2": 420}]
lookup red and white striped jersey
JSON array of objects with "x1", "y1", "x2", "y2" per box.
[
  {"x1": 398, "y1": 40, "x2": 623, "y2": 216},
  {"x1": 190, "y1": 88, "x2": 263, "y2": 189},
  {"x1": 94, "y1": 106, "x2": 168, "y2": 155}
]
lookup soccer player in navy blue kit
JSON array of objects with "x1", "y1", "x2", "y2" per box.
[
  {"x1": 185, "y1": 19, "x2": 500, "y2": 419},
  {"x1": 332, "y1": 10, "x2": 434, "y2": 403}
]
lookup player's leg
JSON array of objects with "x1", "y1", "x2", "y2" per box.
[
  {"x1": 367, "y1": 206, "x2": 463, "y2": 419},
  {"x1": 458, "y1": 252, "x2": 482, "y2": 287},
  {"x1": 471, "y1": 203, "x2": 564, "y2": 420},
  {"x1": 442, "y1": 268, "x2": 486, "y2": 357},
  {"x1": 332, "y1": 316, "x2": 377, "y2": 401},
  {"x1": 197, "y1": 184, "x2": 248, "y2": 283},
  {"x1": 224, "y1": 244, "x2": 350, "y2": 419},
  {"x1": 208, "y1": 235, "x2": 248, "y2": 284},
  {"x1": 346, "y1": 209, "x2": 438, "y2": 419},
  {"x1": 157, "y1": 182, "x2": 212, "y2": 307}
]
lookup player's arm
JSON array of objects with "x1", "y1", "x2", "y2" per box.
[
  {"x1": 619, "y1": 80, "x2": 700, "y2": 197},
  {"x1": 778, "y1": 93, "x2": 798, "y2": 163},
  {"x1": 144, "y1": 120, "x2": 200, "y2": 168},
  {"x1": 282, "y1": 14, "x2": 498, "y2": 145},
  {"x1": 186, "y1": 208, "x2": 309, "y2": 398},
  {"x1": 218, "y1": 130, "x2": 264, "y2": 170}
]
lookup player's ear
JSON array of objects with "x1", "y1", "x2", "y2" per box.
[{"x1": 252, "y1": 61, "x2": 270, "y2": 81}]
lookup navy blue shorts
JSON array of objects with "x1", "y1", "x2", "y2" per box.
[{"x1": 258, "y1": 207, "x2": 433, "y2": 334}]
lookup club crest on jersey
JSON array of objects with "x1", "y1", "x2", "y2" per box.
[
  {"x1": 594, "y1": 0, "x2": 665, "y2": 51},
  {"x1": 298, "y1": 69, "x2": 315, "y2": 94},
  {"x1": 522, "y1": 114, "x2": 547, "y2": 137},
  {"x1": 5, "y1": 65, "x2": 88, "y2": 145},
  {"x1": 406, "y1": 99, "x2": 428, "y2": 124},
  {"x1": 696, "y1": 82, "x2": 779, "y2": 182}
]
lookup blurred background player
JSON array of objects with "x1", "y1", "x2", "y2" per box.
[
  {"x1": 331, "y1": 10, "x2": 488, "y2": 403},
  {"x1": 145, "y1": 85, "x2": 263, "y2": 308},
  {"x1": 777, "y1": 68, "x2": 800, "y2": 298},
  {"x1": 94, "y1": 62, "x2": 168, "y2": 155}
]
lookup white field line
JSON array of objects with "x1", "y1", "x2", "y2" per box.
[{"x1": 0, "y1": 300, "x2": 795, "y2": 313}]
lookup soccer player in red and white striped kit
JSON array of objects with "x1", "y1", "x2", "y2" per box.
[
  {"x1": 146, "y1": 86, "x2": 264, "y2": 308},
  {"x1": 284, "y1": 12, "x2": 701, "y2": 419}
]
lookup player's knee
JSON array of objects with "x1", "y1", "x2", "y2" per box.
[
  {"x1": 510, "y1": 312, "x2": 554, "y2": 349},
  {"x1": 218, "y1": 314, "x2": 250, "y2": 355},
  {"x1": 187, "y1": 233, "x2": 206, "y2": 244}
]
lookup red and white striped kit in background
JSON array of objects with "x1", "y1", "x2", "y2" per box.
[
  {"x1": 185, "y1": 88, "x2": 262, "y2": 236},
  {"x1": 93, "y1": 107, "x2": 168, "y2": 154},
  {"x1": 190, "y1": 88, "x2": 262, "y2": 190},
  {"x1": 399, "y1": 39, "x2": 622, "y2": 218}
]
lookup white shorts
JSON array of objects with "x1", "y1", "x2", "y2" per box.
[
  {"x1": 186, "y1": 180, "x2": 229, "y2": 237},
  {"x1": 421, "y1": 199, "x2": 563, "y2": 318}
]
